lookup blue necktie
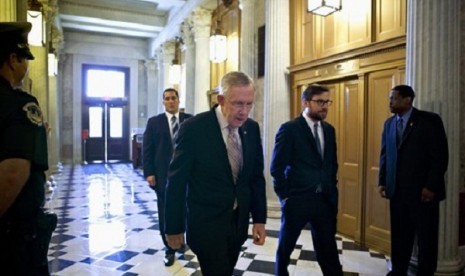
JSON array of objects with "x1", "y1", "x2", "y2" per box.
[{"x1": 396, "y1": 118, "x2": 403, "y2": 146}]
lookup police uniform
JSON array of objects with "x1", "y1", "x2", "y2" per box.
[{"x1": 0, "y1": 22, "x2": 54, "y2": 275}]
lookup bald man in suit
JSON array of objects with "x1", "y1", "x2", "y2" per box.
[{"x1": 379, "y1": 85, "x2": 448, "y2": 276}]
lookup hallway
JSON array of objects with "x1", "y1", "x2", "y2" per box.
[{"x1": 46, "y1": 163, "x2": 389, "y2": 275}]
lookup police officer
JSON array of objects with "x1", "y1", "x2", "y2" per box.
[{"x1": 0, "y1": 22, "x2": 56, "y2": 275}]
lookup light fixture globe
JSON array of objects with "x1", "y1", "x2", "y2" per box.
[{"x1": 209, "y1": 32, "x2": 227, "y2": 63}]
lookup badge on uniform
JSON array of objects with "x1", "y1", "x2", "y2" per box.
[{"x1": 22, "y1": 102, "x2": 43, "y2": 126}]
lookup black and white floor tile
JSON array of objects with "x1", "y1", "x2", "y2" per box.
[{"x1": 45, "y1": 163, "x2": 390, "y2": 276}]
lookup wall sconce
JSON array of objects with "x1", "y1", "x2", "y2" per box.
[
  {"x1": 48, "y1": 53, "x2": 57, "y2": 76},
  {"x1": 209, "y1": 0, "x2": 227, "y2": 63},
  {"x1": 27, "y1": 9, "x2": 45, "y2": 46},
  {"x1": 307, "y1": 0, "x2": 342, "y2": 16},
  {"x1": 169, "y1": 38, "x2": 182, "y2": 85}
]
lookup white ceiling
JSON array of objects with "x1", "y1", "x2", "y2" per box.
[{"x1": 58, "y1": 0, "x2": 216, "y2": 40}]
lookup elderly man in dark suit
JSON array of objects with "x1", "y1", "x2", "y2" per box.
[
  {"x1": 271, "y1": 84, "x2": 343, "y2": 276},
  {"x1": 379, "y1": 85, "x2": 448, "y2": 276},
  {"x1": 142, "y1": 88, "x2": 192, "y2": 266},
  {"x1": 165, "y1": 71, "x2": 267, "y2": 276}
]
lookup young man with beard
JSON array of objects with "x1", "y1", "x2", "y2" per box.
[{"x1": 271, "y1": 84, "x2": 343, "y2": 276}]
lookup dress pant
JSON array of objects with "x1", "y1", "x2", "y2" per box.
[
  {"x1": 193, "y1": 209, "x2": 242, "y2": 276},
  {"x1": 389, "y1": 195, "x2": 439, "y2": 276},
  {"x1": 275, "y1": 193, "x2": 343, "y2": 276},
  {"x1": 155, "y1": 188, "x2": 176, "y2": 254}
]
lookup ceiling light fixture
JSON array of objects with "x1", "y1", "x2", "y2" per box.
[
  {"x1": 307, "y1": 0, "x2": 342, "y2": 16},
  {"x1": 209, "y1": 0, "x2": 227, "y2": 63},
  {"x1": 169, "y1": 37, "x2": 182, "y2": 85}
]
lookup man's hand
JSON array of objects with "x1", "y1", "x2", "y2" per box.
[
  {"x1": 378, "y1": 186, "x2": 386, "y2": 198},
  {"x1": 166, "y1": 233, "x2": 184, "y2": 249},
  {"x1": 146, "y1": 175, "x2": 156, "y2": 187},
  {"x1": 421, "y1": 188, "x2": 435, "y2": 203},
  {"x1": 252, "y1": 223, "x2": 266, "y2": 245}
]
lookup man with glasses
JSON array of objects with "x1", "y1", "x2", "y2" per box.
[
  {"x1": 271, "y1": 84, "x2": 343, "y2": 276},
  {"x1": 165, "y1": 71, "x2": 267, "y2": 276},
  {"x1": 142, "y1": 88, "x2": 192, "y2": 266}
]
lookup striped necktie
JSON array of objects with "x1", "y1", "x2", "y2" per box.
[
  {"x1": 171, "y1": 115, "x2": 179, "y2": 139},
  {"x1": 227, "y1": 126, "x2": 242, "y2": 183}
]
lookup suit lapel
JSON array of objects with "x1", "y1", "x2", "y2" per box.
[{"x1": 298, "y1": 116, "x2": 320, "y2": 155}]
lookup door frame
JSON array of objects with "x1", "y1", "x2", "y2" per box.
[{"x1": 81, "y1": 64, "x2": 131, "y2": 164}]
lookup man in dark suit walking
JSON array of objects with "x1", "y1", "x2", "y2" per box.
[
  {"x1": 165, "y1": 71, "x2": 267, "y2": 276},
  {"x1": 271, "y1": 84, "x2": 343, "y2": 276},
  {"x1": 378, "y1": 85, "x2": 448, "y2": 276},
  {"x1": 142, "y1": 88, "x2": 192, "y2": 266}
]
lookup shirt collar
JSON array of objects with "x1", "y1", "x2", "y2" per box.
[
  {"x1": 397, "y1": 107, "x2": 413, "y2": 122},
  {"x1": 165, "y1": 111, "x2": 180, "y2": 119},
  {"x1": 302, "y1": 111, "x2": 321, "y2": 128},
  {"x1": 215, "y1": 105, "x2": 229, "y2": 130}
]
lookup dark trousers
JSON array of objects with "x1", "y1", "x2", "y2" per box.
[
  {"x1": 193, "y1": 209, "x2": 242, "y2": 276},
  {"x1": 389, "y1": 197, "x2": 439, "y2": 276},
  {"x1": 155, "y1": 188, "x2": 177, "y2": 254},
  {"x1": 275, "y1": 194, "x2": 342, "y2": 276},
  {"x1": 0, "y1": 222, "x2": 50, "y2": 275}
]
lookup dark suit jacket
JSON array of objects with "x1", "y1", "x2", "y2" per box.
[
  {"x1": 142, "y1": 112, "x2": 192, "y2": 192},
  {"x1": 164, "y1": 106, "x2": 267, "y2": 251},
  {"x1": 379, "y1": 108, "x2": 448, "y2": 201},
  {"x1": 270, "y1": 115, "x2": 339, "y2": 210}
]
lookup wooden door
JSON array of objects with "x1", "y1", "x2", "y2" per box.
[
  {"x1": 364, "y1": 68, "x2": 404, "y2": 253},
  {"x1": 325, "y1": 80, "x2": 363, "y2": 241}
]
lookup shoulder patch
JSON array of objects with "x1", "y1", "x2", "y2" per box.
[{"x1": 22, "y1": 102, "x2": 43, "y2": 126}]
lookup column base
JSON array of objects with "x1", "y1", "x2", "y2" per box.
[
  {"x1": 267, "y1": 200, "x2": 281, "y2": 219},
  {"x1": 409, "y1": 257, "x2": 464, "y2": 276}
]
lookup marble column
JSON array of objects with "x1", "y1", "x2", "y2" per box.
[
  {"x1": 155, "y1": 42, "x2": 175, "y2": 114},
  {"x1": 239, "y1": 0, "x2": 255, "y2": 79},
  {"x1": 181, "y1": 21, "x2": 196, "y2": 114},
  {"x1": 145, "y1": 59, "x2": 158, "y2": 118},
  {"x1": 406, "y1": 0, "x2": 464, "y2": 275},
  {"x1": 190, "y1": 8, "x2": 211, "y2": 114},
  {"x1": 263, "y1": 0, "x2": 291, "y2": 218}
]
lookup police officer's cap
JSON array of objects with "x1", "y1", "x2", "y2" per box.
[{"x1": 0, "y1": 22, "x2": 35, "y2": 60}]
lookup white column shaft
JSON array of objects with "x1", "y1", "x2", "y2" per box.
[
  {"x1": 263, "y1": 0, "x2": 291, "y2": 218},
  {"x1": 406, "y1": 0, "x2": 464, "y2": 274}
]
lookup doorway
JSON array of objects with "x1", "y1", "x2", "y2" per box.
[{"x1": 82, "y1": 65, "x2": 130, "y2": 163}]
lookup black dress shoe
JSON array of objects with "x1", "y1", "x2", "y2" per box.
[{"x1": 164, "y1": 253, "x2": 175, "y2": 267}]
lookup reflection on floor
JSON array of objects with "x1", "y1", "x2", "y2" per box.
[{"x1": 45, "y1": 163, "x2": 389, "y2": 276}]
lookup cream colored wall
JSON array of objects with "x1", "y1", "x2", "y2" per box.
[{"x1": 60, "y1": 32, "x2": 148, "y2": 164}]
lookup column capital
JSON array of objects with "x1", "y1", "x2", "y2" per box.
[
  {"x1": 189, "y1": 7, "x2": 211, "y2": 39},
  {"x1": 144, "y1": 59, "x2": 157, "y2": 72},
  {"x1": 181, "y1": 21, "x2": 194, "y2": 47},
  {"x1": 162, "y1": 41, "x2": 176, "y2": 64}
]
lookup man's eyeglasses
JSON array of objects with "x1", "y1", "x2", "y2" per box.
[
  {"x1": 228, "y1": 101, "x2": 254, "y2": 110},
  {"x1": 310, "y1": 99, "x2": 333, "y2": 107}
]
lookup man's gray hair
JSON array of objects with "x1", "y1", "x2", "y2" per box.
[{"x1": 219, "y1": 71, "x2": 255, "y2": 97}]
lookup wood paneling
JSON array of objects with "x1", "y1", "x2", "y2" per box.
[
  {"x1": 325, "y1": 80, "x2": 363, "y2": 240},
  {"x1": 375, "y1": 0, "x2": 406, "y2": 42},
  {"x1": 364, "y1": 68, "x2": 404, "y2": 253},
  {"x1": 320, "y1": 0, "x2": 372, "y2": 57}
]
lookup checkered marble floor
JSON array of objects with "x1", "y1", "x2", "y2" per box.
[{"x1": 44, "y1": 163, "x2": 390, "y2": 276}]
